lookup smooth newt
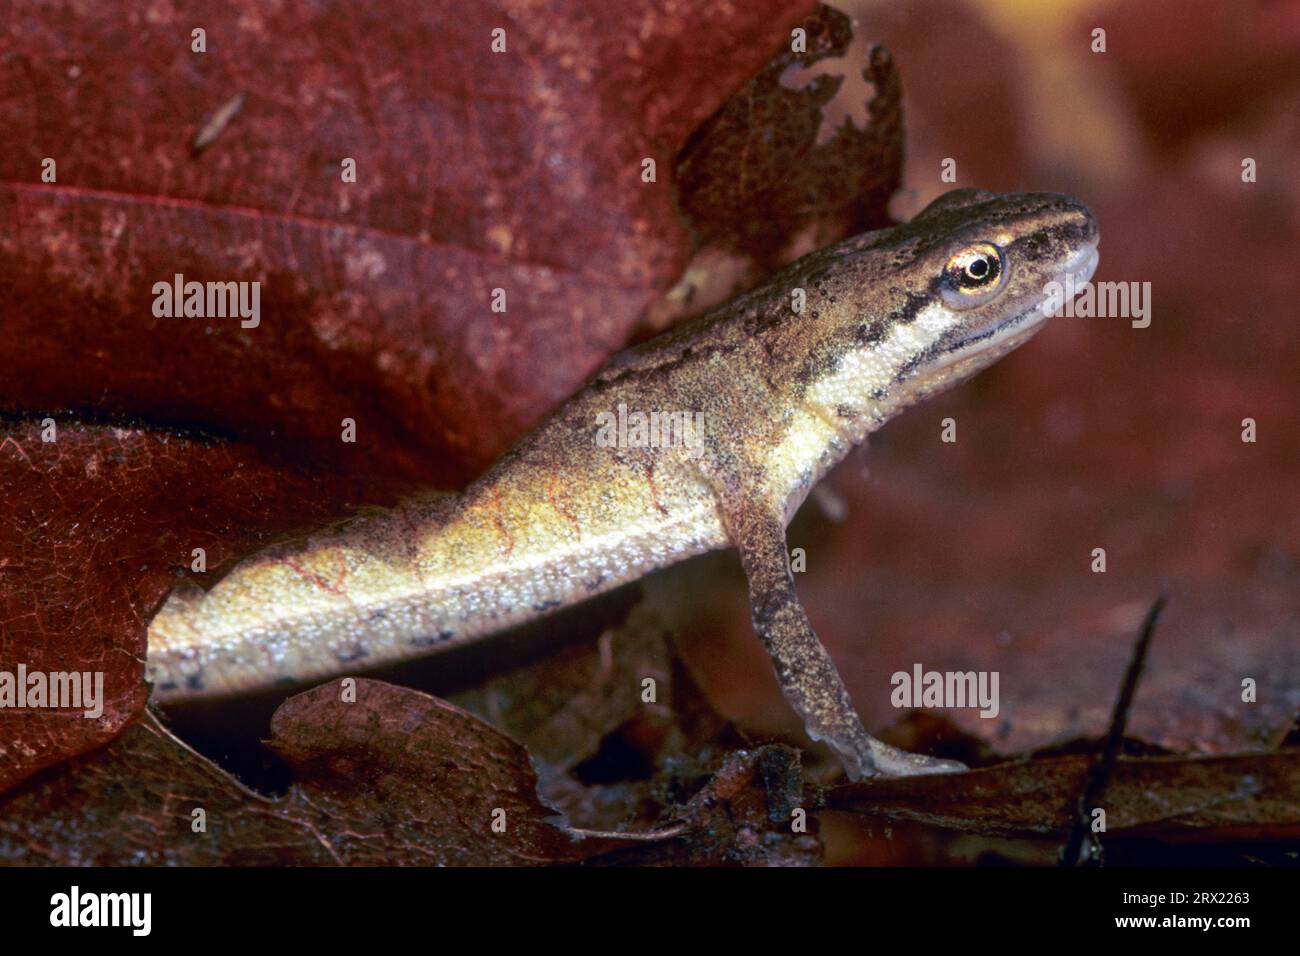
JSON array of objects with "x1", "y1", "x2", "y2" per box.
[{"x1": 146, "y1": 188, "x2": 1100, "y2": 779}]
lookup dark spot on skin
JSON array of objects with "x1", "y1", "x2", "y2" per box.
[
  {"x1": 793, "y1": 356, "x2": 823, "y2": 388},
  {"x1": 869, "y1": 386, "x2": 889, "y2": 401},
  {"x1": 408, "y1": 629, "x2": 455, "y2": 648},
  {"x1": 752, "y1": 602, "x2": 777, "y2": 632},
  {"x1": 335, "y1": 644, "x2": 369, "y2": 663},
  {"x1": 532, "y1": 599, "x2": 562, "y2": 612},
  {"x1": 586, "y1": 572, "x2": 609, "y2": 591},
  {"x1": 835, "y1": 404, "x2": 857, "y2": 419},
  {"x1": 1008, "y1": 231, "x2": 1050, "y2": 260},
  {"x1": 366, "y1": 609, "x2": 388, "y2": 624},
  {"x1": 158, "y1": 680, "x2": 178, "y2": 692},
  {"x1": 856, "y1": 323, "x2": 885, "y2": 345},
  {"x1": 185, "y1": 672, "x2": 205, "y2": 691},
  {"x1": 888, "y1": 289, "x2": 934, "y2": 325}
]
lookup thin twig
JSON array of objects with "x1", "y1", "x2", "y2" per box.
[{"x1": 1061, "y1": 593, "x2": 1167, "y2": 866}]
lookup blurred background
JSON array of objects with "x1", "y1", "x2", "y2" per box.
[{"x1": 663, "y1": 0, "x2": 1300, "y2": 862}]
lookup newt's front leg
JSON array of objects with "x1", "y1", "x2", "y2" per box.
[{"x1": 723, "y1": 494, "x2": 966, "y2": 780}]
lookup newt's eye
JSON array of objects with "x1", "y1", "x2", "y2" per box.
[{"x1": 940, "y1": 243, "x2": 1006, "y2": 308}]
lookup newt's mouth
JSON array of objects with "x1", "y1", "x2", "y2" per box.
[
  {"x1": 1056, "y1": 239, "x2": 1101, "y2": 290},
  {"x1": 1026, "y1": 236, "x2": 1101, "y2": 328}
]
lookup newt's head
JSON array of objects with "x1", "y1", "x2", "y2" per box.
[
  {"x1": 796, "y1": 188, "x2": 1098, "y2": 432},
  {"x1": 887, "y1": 188, "x2": 1098, "y2": 390}
]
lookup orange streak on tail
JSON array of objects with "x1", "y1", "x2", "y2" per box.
[{"x1": 545, "y1": 473, "x2": 583, "y2": 542}]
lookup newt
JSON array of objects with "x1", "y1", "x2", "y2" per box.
[{"x1": 146, "y1": 188, "x2": 1099, "y2": 780}]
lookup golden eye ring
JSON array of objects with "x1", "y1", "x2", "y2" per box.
[{"x1": 940, "y1": 243, "x2": 1006, "y2": 308}]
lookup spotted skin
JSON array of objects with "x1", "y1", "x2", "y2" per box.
[{"x1": 146, "y1": 189, "x2": 1099, "y2": 779}]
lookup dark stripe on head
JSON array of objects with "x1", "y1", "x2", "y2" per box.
[
  {"x1": 895, "y1": 344, "x2": 940, "y2": 384},
  {"x1": 888, "y1": 289, "x2": 935, "y2": 326}
]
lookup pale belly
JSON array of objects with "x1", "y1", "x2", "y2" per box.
[{"x1": 144, "y1": 455, "x2": 728, "y2": 701}]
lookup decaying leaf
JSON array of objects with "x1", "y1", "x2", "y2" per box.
[
  {"x1": 0, "y1": 420, "x2": 408, "y2": 793},
  {"x1": 830, "y1": 749, "x2": 1300, "y2": 842},
  {"x1": 0, "y1": 679, "x2": 669, "y2": 865}
]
